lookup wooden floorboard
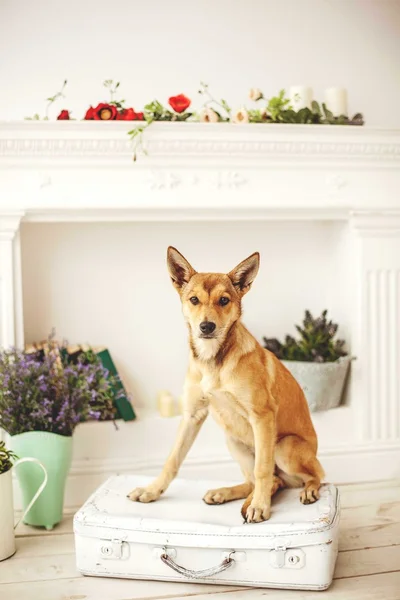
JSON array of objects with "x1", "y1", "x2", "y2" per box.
[
  {"x1": 0, "y1": 576, "x2": 247, "y2": 600},
  {"x1": 188, "y1": 572, "x2": 400, "y2": 600},
  {"x1": 335, "y1": 545, "x2": 400, "y2": 578},
  {"x1": 2, "y1": 481, "x2": 399, "y2": 600},
  {"x1": 2, "y1": 572, "x2": 400, "y2": 600}
]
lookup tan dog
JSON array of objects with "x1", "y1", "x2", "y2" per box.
[{"x1": 128, "y1": 247, "x2": 324, "y2": 523}]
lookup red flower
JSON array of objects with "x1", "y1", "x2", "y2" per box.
[
  {"x1": 168, "y1": 94, "x2": 191, "y2": 113},
  {"x1": 84, "y1": 106, "x2": 95, "y2": 120},
  {"x1": 117, "y1": 108, "x2": 135, "y2": 120},
  {"x1": 57, "y1": 110, "x2": 70, "y2": 120},
  {"x1": 92, "y1": 103, "x2": 118, "y2": 121},
  {"x1": 117, "y1": 108, "x2": 145, "y2": 121}
]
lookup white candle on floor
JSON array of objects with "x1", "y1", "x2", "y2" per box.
[
  {"x1": 324, "y1": 87, "x2": 348, "y2": 117},
  {"x1": 289, "y1": 86, "x2": 313, "y2": 111},
  {"x1": 157, "y1": 390, "x2": 175, "y2": 417}
]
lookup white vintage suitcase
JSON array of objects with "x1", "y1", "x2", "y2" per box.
[{"x1": 74, "y1": 475, "x2": 340, "y2": 591}]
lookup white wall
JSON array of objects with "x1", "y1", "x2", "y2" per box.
[
  {"x1": 1, "y1": 0, "x2": 400, "y2": 126},
  {"x1": 21, "y1": 221, "x2": 351, "y2": 408}
]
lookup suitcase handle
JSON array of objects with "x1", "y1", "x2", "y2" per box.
[{"x1": 160, "y1": 549, "x2": 235, "y2": 579}]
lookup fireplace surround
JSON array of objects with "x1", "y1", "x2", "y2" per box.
[{"x1": 1, "y1": 121, "x2": 400, "y2": 505}]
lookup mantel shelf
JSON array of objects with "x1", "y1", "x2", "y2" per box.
[
  {"x1": 0, "y1": 122, "x2": 399, "y2": 221},
  {"x1": 1, "y1": 121, "x2": 400, "y2": 166}
]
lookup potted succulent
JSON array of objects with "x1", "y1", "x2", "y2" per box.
[
  {"x1": 263, "y1": 310, "x2": 352, "y2": 412},
  {"x1": 0, "y1": 341, "x2": 120, "y2": 530}
]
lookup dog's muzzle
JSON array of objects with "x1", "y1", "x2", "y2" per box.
[{"x1": 199, "y1": 321, "x2": 216, "y2": 337}]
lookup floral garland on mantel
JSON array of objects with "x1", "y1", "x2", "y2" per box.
[{"x1": 25, "y1": 80, "x2": 364, "y2": 160}]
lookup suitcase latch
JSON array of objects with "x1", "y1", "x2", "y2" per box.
[
  {"x1": 269, "y1": 545, "x2": 305, "y2": 569},
  {"x1": 100, "y1": 539, "x2": 129, "y2": 560},
  {"x1": 270, "y1": 545, "x2": 287, "y2": 568}
]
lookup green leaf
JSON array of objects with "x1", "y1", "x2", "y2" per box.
[
  {"x1": 298, "y1": 107, "x2": 314, "y2": 124},
  {"x1": 281, "y1": 109, "x2": 299, "y2": 123},
  {"x1": 350, "y1": 113, "x2": 364, "y2": 126},
  {"x1": 176, "y1": 112, "x2": 192, "y2": 121},
  {"x1": 266, "y1": 89, "x2": 291, "y2": 122},
  {"x1": 311, "y1": 101, "x2": 321, "y2": 116},
  {"x1": 220, "y1": 99, "x2": 231, "y2": 115},
  {"x1": 248, "y1": 109, "x2": 266, "y2": 123},
  {"x1": 322, "y1": 103, "x2": 333, "y2": 119}
]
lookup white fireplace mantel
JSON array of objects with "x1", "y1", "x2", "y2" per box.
[
  {"x1": 1, "y1": 122, "x2": 400, "y2": 502},
  {"x1": 1, "y1": 122, "x2": 400, "y2": 222}
]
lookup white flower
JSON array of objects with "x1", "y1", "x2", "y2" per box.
[
  {"x1": 199, "y1": 107, "x2": 219, "y2": 123},
  {"x1": 249, "y1": 87, "x2": 263, "y2": 101},
  {"x1": 232, "y1": 107, "x2": 249, "y2": 124}
]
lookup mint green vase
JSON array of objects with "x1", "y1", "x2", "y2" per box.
[{"x1": 10, "y1": 431, "x2": 73, "y2": 530}]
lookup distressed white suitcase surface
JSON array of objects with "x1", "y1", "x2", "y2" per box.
[{"x1": 74, "y1": 475, "x2": 340, "y2": 591}]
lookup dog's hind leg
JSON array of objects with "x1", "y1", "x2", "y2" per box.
[
  {"x1": 275, "y1": 435, "x2": 325, "y2": 505},
  {"x1": 203, "y1": 436, "x2": 254, "y2": 505},
  {"x1": 203, "y1": 482, "x2": 253, "y2": 505}
]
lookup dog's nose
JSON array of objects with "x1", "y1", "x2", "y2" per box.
[{"x1": 200, "y1": 321, "x2": 216, "y2": 335}]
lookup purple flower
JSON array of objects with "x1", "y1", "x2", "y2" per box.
[
  {"x1": 0, "y1": 340, "x2": 118, "y2": 436},
  {"x1": 89, "y1": 410, "x2": 101, "y2": 420}
]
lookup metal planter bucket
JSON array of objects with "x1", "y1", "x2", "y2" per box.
[{"x1": 282, "y1": 355, "x2": 352, "y2": 412}]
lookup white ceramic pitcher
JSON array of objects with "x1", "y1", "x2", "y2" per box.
[{"x1": 0, "y1": 457, "x2": 48, "y2": 561}]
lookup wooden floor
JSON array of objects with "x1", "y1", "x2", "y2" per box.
[{"x1": 2, "y1": 480, "x2": 400, "y2": 600}]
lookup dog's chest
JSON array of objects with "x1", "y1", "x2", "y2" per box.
[
  {"x1": 200, "y1": 371, "x2": 220, "y2": 395},
  {"x1": 200, "y1": 373, "x2": 253, "y2": 444}
]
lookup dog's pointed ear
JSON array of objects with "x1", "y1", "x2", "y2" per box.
[
  {"x1": 167, "y1": 246, "x2": 197, "y2": 292},
  {"x1": 228, "y1": 252, "x2": 260, "y2": 296}
]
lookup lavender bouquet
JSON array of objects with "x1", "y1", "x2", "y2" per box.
[{"x1": 0, "y1": 346, "x2": 118, "y2": 437}]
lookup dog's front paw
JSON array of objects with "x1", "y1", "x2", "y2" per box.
[
  {"x1": 245, "y1": 501, "x2": 271, "y2": 523},
  {"x1": 126, "y1": 487, "x2": 160, "y2": 503},
  {"x1": 203, "y1": 487, "x2": 230, "y2": 505}
]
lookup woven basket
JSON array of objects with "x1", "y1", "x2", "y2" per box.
[{"x1": 282, "y1": 355, "x2": 352, "y2": 412}]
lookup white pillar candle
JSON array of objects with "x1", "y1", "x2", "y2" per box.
[
  {"x1": 157, "y1": 390, "x2": 176, "y2": 417},
  {"x1": 289, "y1": 86, "x2": 313, "y2": 111},
  {"x1": 324, "y1": 87, "x2": 348, "y2": 117}
]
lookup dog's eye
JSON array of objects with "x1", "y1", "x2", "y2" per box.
[
  {"x1": 190, "y1": 296, "x2": 199, "y2": 305},
  {"x1": 219, "y1": 297, "x2": 230, "y2": 306}
]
